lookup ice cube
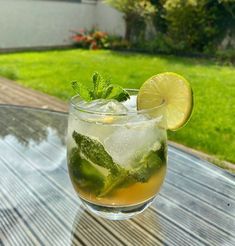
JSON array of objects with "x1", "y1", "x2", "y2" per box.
[
  {"x1": 79, "y1": 99, "x2": 128, "y2": 114},
  {"x1": 103, "y1": 116, "x2": 163, "y2": 167},
  {"x1": 122, "y1": 95, "x2": 137, "y2": 112},
  {"x1": 69, "y1": 99, "x2": 129, "y2": 143},
  {"x1": 69, "y1": 115, "x2": 114, "y2": 143}
]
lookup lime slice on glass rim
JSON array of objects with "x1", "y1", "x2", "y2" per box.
[{"x1": 137, "y1": 72, "x2": 193, "y2": 130}]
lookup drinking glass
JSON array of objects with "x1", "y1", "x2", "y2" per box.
[{"x1": 67, "y1": 89, "x2": 167, "y2": 220}]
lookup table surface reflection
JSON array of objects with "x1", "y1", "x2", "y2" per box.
[{"x1": 0, "y1": 105, "x2": 234, "y2": 246}]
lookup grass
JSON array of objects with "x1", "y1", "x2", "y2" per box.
[{"x1": 0, "y1": 49, "x2": 234, "y2": 165}]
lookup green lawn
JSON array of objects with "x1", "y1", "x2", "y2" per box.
[{"x1": 0, "y1": 49, "x2": 234, "y2": 166}]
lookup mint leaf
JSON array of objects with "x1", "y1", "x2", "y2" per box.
[
  {"x1": 72, "y1": 72, "x2": 130, "y2": 102},
  {"x1": 72, "y1": 81, "x2": 92, "y2": 101},
  {"x1": 99, "y1": 172, "x2": 129, "y2": 197},
  {"x1": 91, "y1": 72, "x2": 110, "y2": 99},
  {"x1": 130, "y1": 144, "x2": 166, "y2": 183},
  {"x1": 72, "y1": 131, "x2": 131, "y2": 196},
  {"x1": 68, "y1": 147, "x2": 105, "y2": 194},
  {"x1": 130, "y1": 151, "x2": 162, "y2": 182},
  {"x1": 102, "y1": 84, "x2": 130, "y2": 102},
  {"x1": 72, "y1": 131, "x2": 121, "y2": 175}
]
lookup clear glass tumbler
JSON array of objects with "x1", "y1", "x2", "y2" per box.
[{"x1": 67, "y1": 89, "x2": 167, "y2": 220}]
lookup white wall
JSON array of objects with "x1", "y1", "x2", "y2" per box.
[
  {"x1": 96, "y1": 2, "x2": 125, "y2": 36},
  {"x1": 0, "y1": 0, "x2": 125, "y2": 50}
]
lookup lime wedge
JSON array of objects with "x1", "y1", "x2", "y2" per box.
[{"x1": 137, "y1": 72, "x2": 193, "y2": 130}]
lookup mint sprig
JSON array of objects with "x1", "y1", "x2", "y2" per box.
[
  {"x1": 71, "y1": 81, "x2": 92, "y2": 101},
  {"x1": 72, "y1": 72, "x2": 130, "y2": 102},
  {"x1": 71, "y1": 131, "x2": 164, "y2": 197},
  {"x1": 72, "y1": 131, "x2": 121, "y2": 175}
]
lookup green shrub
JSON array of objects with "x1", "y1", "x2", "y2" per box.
[
  {"x1": 109, "y1": 38, "x2": 131, "y2": 50},
  {"x1": 132, "y1": 33, "x2": 172, "y2": 53},
  {"x1": 149, "y1": 0, "x2": 235, "y2": 54},
  {"x1": 163, "y1": 1, "x2": 216, "y2": 52},
  {"x1": 216, "y1": 49, "x2": 235, "y2": 64}
]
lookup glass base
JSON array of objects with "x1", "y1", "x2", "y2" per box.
[{"x1": 81, "y1": 197, "x2": 155, "y2": 220}]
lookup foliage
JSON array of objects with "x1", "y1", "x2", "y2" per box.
[
  {"x1": 70, "y1": 1, "x2": 235, "y2": 55},
  {"x1": 216, "y1": 49, "x2": 235, "y2": 65},
  {"x1": 132, "y1": 33, "x2": 176, "y2": 54},
  {"x1": 109, "y1": 38, "x2": 131, "y2": 50},
  {"x1": 105, "y1": 0, "x2": 155, "y2": 15},
  {"x1": 152, "y1": 0, "x2": 235, "y2": 53},
  {"x1": 0, "y1": 49, "x2": 235, "y2": 165},
  {"x1": 72, "y1": 28, "x2": 110, "y2": 50},
  {"x1": 163, "y1": 1, "x2": 215, "y2": 52},
  {"x1": 72, "y1": 28, "x2": 131, "y2": 51},
  {"x1": 151, "y1": 0, "x2": 167, "y2": 33},
  {"x1": 104, "y1": 0, "x2": 156, "y2": 41}
]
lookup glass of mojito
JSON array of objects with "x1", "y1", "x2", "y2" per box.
[{"x1": 67, "y1": 72, "x2": 193, "y2": 220}]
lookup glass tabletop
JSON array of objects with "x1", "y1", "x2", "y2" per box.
[{"x1": 0, "y1": 105, "x2": 234, "y2": 246}]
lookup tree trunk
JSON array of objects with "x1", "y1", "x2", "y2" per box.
[
  {"x1": 125, "y1": 23, "x2": 132, "y2": 41},
  {"x1": 124, "y1": 15, "x2": 132, "y2": 41},
  {"x1": 124, "y1": 13, "x2": 146, "y2": 42}
]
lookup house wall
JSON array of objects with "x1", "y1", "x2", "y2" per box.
[
  {"x1": 0, "y1": 0, "x2": 125, "y2": 50},
  {"x1": 95, "y1": 2, "x2": 125, "y2": 37}
]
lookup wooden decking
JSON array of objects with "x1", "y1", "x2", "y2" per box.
[
  {"x1": 0, "y1": 77, "x2": 68, "y2": 112},
  {"x1": 1, "y1": 106, "x2": 235, "y2": 246}
]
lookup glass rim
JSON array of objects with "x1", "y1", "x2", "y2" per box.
[{"x1": 70, "y1": 88, "x2": 166, "y2": 116}]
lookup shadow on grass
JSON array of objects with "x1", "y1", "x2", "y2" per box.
[{"x1": 108, "y1": 50, "x2": 220, "y2": 68}]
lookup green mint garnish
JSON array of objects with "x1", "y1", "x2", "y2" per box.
[
  {"x1": 72, "y1": 131, "x2": 128, "y2": 196},
  {"x1": 130, "y1": 142, "x2": 166, "y2": 182},
  {"x1": 68, "y1": 147, "x2": 105, "y2": 194},
  {"x1": 72, "y1": 131, "x2": 121, "y2": 175},
  {"x1": 70, "y1": 131, "x2": 164, "y2": 197},
  {"x1": 129, "y1": 151, "x2": 162, "y2": 182},
  {"x1": 71, "y1": 81, "x2": 92, "y2": 101},
  {"x1": 72, "y1": 72, "x2": 130, "y2": 102}
]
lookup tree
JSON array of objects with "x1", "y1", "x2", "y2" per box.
[
  {"x1": 104, "y1": 0, "x2": 156, "y2": 41},
  {"x1": 151, "y1": 0, "x2": 167, "y2": 33},
  {"x1": 162, "y1": 0, "x2": 235, "y2": 52}
]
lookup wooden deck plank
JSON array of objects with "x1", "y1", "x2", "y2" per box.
[{"x1": 0, "y1": 77, "x2": 68, "y2": 112}]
